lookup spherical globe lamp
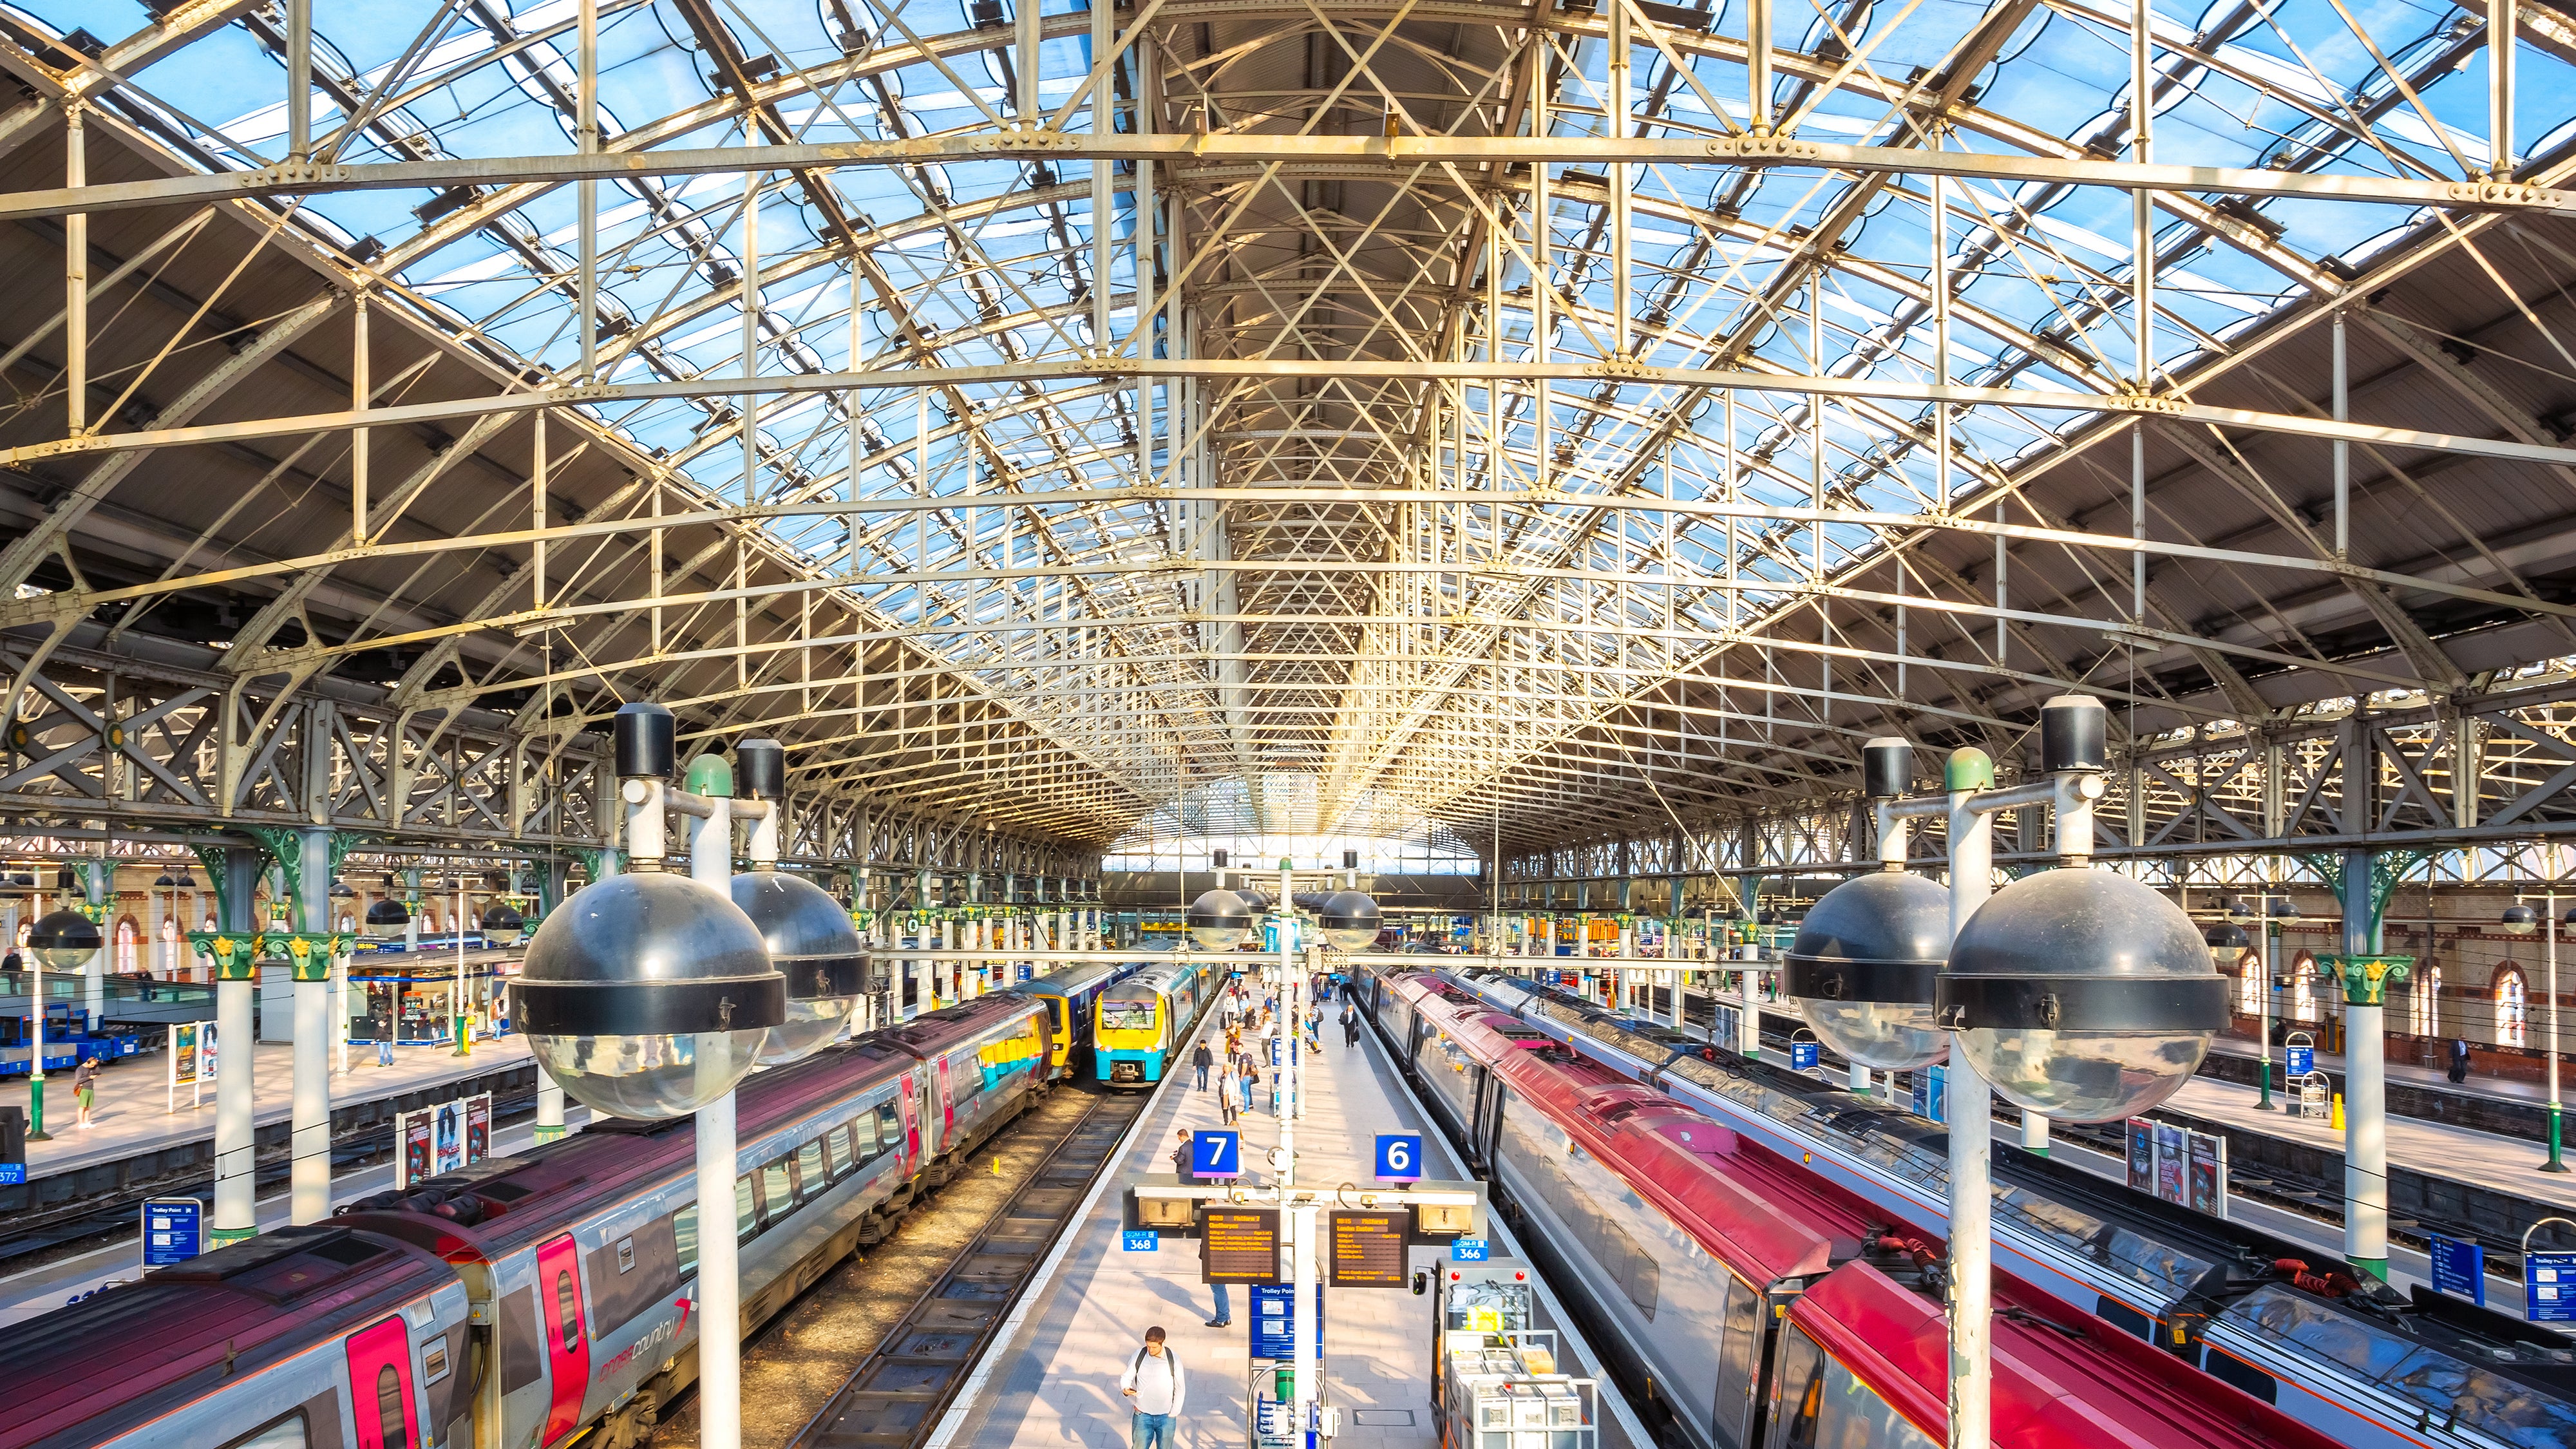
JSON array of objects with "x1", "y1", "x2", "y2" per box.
[
  {"x1": 732, "y1": 869, "x2": 866, "y2": 1064},
  {"x1": 1187, "y1": 889, "x2": 1253, "y2": 951},
  {"x1": 515, "y1": 871, "x2": 784, "y2": 1120},
  {"x1": 479, "y1": 901, "x2": 527, "y2": 947},
  {"x1": 2202, "y1": 921, "x2": 2250, "y2": 965},
  {"x1": 1319, "y1": 891, "x2": 1382, "y2": 952},
  {"x1": 1238, "y1": 888, "x2": 1272, "y2": 917},
  {"x1": 1938, "y1": 869, "x2": 2228, "y2": 1124},
  {"x1": 28, "y1": 909, "x2": 100, "y2": 971},
  {"x1": 2503, "y1": 904, "x2": 2541, "y2": 936},
  {"x1": 365, "y1": 898, "x2": 412, "y2": 939},
  {"x1": 1785, "y1": 871, "x2": 1951, "y2": 1070}
]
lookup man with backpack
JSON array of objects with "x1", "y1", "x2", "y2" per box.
[{"x1": 1119, "y1": 1326, "x2": 1188, "y2": 1449}]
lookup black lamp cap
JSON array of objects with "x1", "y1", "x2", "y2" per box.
[
  {"x1": 1320, "y1": 890, "x2": 1381, "y2": 933},
  {"x1": 1187, "y1": 889, "x2": 1253, "y2": 931},
  {"x1": 1343, "y1": 849, "x2": 1360, "y2": 870},
  {"x1": 365, "y1": 899, "x2": 412, "y2": 925},
  {"x1": 2040, "y1": 694, "x2": 2109, "y2": 775},
  {"x1": 2204, "y1": 922, "x2": 2251, "y2": 950},
  {"x1": 1784, "y1": 871, "x2": 1949, "y2": 1005},
  {"x1": 613, "y1": 701, "x2": 678, "y2": 781},
  {"x1": 1937, "y1": 869, "x2": 2228, "y2": 1033},
  {"x1": 480, "y1": 902, "x2": 526, "y2": 931},
  {"x1": 28, "y1": 909, "x2": 102, "y2": 952},
  {"x1": 731, "y1": 870, "x2": 867, "y2": 1001},
  {"x1": 1212, "y1": 849, "x2": 1229, "y2": 869},
  {"x1": 735, "y1": 738, "x2": 786, "y2": 801},
  {"x1": 516, "y1": 872, "x2": 783, "y2": 1036},
  {"x1": 1862, "y1": 737, "x2": 1913, "y2": 801}
]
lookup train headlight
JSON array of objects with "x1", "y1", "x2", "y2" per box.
[
  {"x1": 1320, "y1": 891, "x2": 1381, "y2": 952},
  {"x1": 1188, "y1": 889, "x2": 1253, "y2": 951},
  {"x1": 1785, "y1": 870, "x2": 1951, "y2": 1071},
  {"x1": 732, "y1": 868, "x2": 867, "y2": 1065},
  {"x1": 516, "y1": 869, "x2": 784, "y2": 1119},
  {"x1": 1938, "y1": 869, "x2": 2227, "y2": 1124}
]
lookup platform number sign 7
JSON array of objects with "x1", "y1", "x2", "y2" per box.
[
  {"x1": 1191, "y1": 1130, "x2": 1242, "y2": 1180},
  {"x1": 1376, "y1": 1133, "x2": 1424, "y2": 1183}
]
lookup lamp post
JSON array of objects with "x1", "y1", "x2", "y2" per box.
[
  {"x1": 25, "y1": 907, "x2": 101, "y2": 1141},
  {"x1": 517, "y1": 703, "x2": 786, "y2": 1449},
  {"x1": 2506, "y1": 894, "x2": 2568, "y2": 1172},
  {"x1": 1795, "y1": 696, "x2": 2224, "y2": 1449}
]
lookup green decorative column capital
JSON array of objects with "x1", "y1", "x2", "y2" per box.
[
  {"x1": 187, "y1": 931, "x2": 261, "y2": 981},
  {"x1": 2318, "y1": 952, "x2": 2413, "y2": 1007},
  {"x1": 281, "y1": 931, "x2": 354, "y2": 983}
]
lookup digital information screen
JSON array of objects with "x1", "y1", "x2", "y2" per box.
[
  {"x1": 1327, "y1": 1210, "x2": 1408, "y2": 1287},
  {"x1": 1202, "y1": 1208, "x2": 1283, "y2": 1283}
]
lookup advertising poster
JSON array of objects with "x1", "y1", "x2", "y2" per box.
[
  {"x1": 466, "y1": 1093, "x2": 491, "y2": 1163},
  {"x1": 2188, "y1": 1132, "x2": 2228, "y2": 1217},
  {"x1": 399, "y1": 1110, "x2": 433, "y2": 1188},
  {"x1": 434, "y1": 1100, "x2": 465, "y2": 1175},
  {"x1": 167, "y1": 1022, "x2": 212, "y2": 1113},
  {"x1": 2154, "y1": 1123, "x2": 2189, "y2": 1205},
  {"x1": 2126, "y1": 1119, "x2": 2155, "y2": 1193}
]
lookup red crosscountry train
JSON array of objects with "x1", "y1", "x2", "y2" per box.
[
  {"x1": 1378, "y1": 970, "x2": 2345, "y2": 1449},
  {"x1": 0, "y1": 994, "x2": 1054, "y2": 1449}
]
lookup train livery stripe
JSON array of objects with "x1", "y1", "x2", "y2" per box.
[{"x1": 535, "y1": 1235, "x2": 592, "y2": 1446}]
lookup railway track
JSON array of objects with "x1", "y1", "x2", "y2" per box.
[{"x1": 650, "y1": 1081, "x2": 1155, "y2": 1449}]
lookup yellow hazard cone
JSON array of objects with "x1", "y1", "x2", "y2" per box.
[
  {"x1": 993, "y1": 1154, "x2": 1003, "y2": 1176},
  {"x1": 2331, "y1": 1093, "x2": 2345, "y2": 1130}
]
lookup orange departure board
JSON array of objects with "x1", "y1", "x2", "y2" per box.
[
  {"x1": 1202, "y1": 1207, "x2": 1283, "y2": 1283},
  {"x1": 1327, "y1": 1209, "x2": 1408, "y2": 1287}
]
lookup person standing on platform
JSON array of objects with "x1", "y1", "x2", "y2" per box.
[
  {"x1": 1120, "y1": 1326, "x2": 1187, "y2": 1449},
  {"x1": 1191, "y1": 1039, "x2": 1213, "y2": 1090},
  {"x1": 1341, "y1": 1007, "x2": 1361, "y2": 1049},
  {"x1": 2449, "y1": 1037, "x2": 2472, "y2": 1084},
  {"x1": 1219, "y1": 1074, "x2": 1239, "y2": 1126},
  {"x1": 1171, "y1": 1129, "x2": 1197, "y2": 1183},
  {"x1": 72, "y1": 1055, "x2": 99, "y2": 1128}
]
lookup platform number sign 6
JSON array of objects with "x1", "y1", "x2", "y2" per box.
[{"x1": 1376, "y1": 1132, "x2": 1424, "y2": 1183}]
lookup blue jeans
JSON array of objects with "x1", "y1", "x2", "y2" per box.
[
  {"x1": 1132, "y1": 1412, "x2": 1175, "y2": 1449},
  {"x1": 1208, "y1": 1281, "x2": 1231, "y2": 1322}
]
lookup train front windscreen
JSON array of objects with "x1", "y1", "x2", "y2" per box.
[{"x1": 1099, "y1": 995, "x2": 1157, "y2": 1031}]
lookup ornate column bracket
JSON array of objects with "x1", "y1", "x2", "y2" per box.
[{"x1": 2317, "y1": 952, "x2": 2414, "y2": 1007}]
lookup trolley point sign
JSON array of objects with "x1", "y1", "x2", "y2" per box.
[
  {"x1": 1326, "y1": 1210, "x2": 1408, "y2": 1287},
  {"x1": 1202, "y1": 1207, "x2": 1283, "y2": 1283}
]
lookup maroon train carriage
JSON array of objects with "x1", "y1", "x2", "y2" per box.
[
  {"x1": 1398, "y1": 978, "x2": 2340, "y2": 1449},
  {"x1": 0, "y1": 994, "x2": 1053, "y2": 1449}
]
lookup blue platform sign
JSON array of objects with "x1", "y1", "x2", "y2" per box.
[
  {"x1": 1790, "y1": 1041, "x2": 1821, "y2": 1072},
  {"x1": 1375, "y1": 1133, "x2": 1424, "y2": 1182},
  {"x1": 1191, "y1": 1130, "x2": 1243, "y2": 1180},
  {"x1": 2528, "y1": 1251, "x2": 2576, "y2": 1322},
  {"x1": 2286, "y1": 1045, "x2": 2315, "y2": 1079},
  {"x1": 1123, "y1": 1229, "x2": 1159, "y2": 1252},
  {"x1": 0, "y1": 1164, "x2": 23, "y2": 1186},
  {"x1": 1451, "y1": 1237, "x2": 1490, "y2": 1262},
  {"x1": 141, "y1": 1197, "x2": 204, "y2": 1269},
  {"x1": 1250, "y1": 1282, "x2": 1323, "y2": 1360},
  {"x1": 2429, "y1": 1234, "x2": 2485, "y2": 1305}
]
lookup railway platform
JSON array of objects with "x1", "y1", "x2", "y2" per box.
[
  {"x1": 937, "y1": 1010, "x2": 1641, "y2": 1449},
  {"x1": 0, "y1": 1034, "x2": 539, "y2": 1184}
]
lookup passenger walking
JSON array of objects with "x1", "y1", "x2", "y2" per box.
[
  {"x1": 1191, "y1": 1040, "x2": 1213, "y2": 1090},
  {"x1": 1341, "y1": 1008, "x2": 1361, "y2": 1049},
  {"x1": 1119, "y1": 1327, "x2": 1188, "y2": 1449}
]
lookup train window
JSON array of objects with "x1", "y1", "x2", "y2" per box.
[
  {"x1": 950, "y1": 1052, "x2": 987, "y2": 1108},
  {"x1": 1101, "y1": 996, "x2": 1156, "y2": 1031},
  {"x1": 218, "y1": 1411, "x2": 308, "y2": 1449},
  {"x1": 824, "y1": 1127, "x2": 849, "y2": 1179},
  {"x1": 375, "y1": 1365, "x2": 411, "y2": 1449},
  {"x1": 674, "y1": 1206, "x2": 698, "y2": 1273},
  {"x1": 1712, "y1": 1276, "x2": 1763, "y2": 1449},
  {"x1": 737, "y1": 1173, "x2": 760, "y2": 1243},
  {"x1": 796, "y1": 1142, "x2": 826, "y2": 1201},
  {"x1": 762, "y1": 1157, "x2": 797, "y2": 1217},
  {"x1": 1765, "y1": 1326, "x2": 1935, "y2": 1449},
  {"x1": 876, "y1": 1100, "x2": 903, "y2": 1155}
]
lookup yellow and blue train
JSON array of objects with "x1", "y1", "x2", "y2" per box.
[
  {"x1": 1093, "y1": 958, "x2": 1224, "y2": 1085},
  {"x1": 1009, "y1": 958, "x2": 1144, "y2": 1081}
]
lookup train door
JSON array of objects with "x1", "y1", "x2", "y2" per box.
[
  {"x1": 936, "y1": 1055, "x2": 954, "y2": 1135},
  {"x1": 898, "y1": 1070, "x2": 922, "y2": 1163},
  {"x1": 534, "y1": 1235, "x2": 592, "y2": 1444},
  {"x1": 345, "y1": 1317, "x2": 421, "y2": 1449}
]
